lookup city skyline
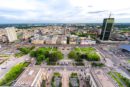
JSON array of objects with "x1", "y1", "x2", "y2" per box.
[
  {"x1": 0, "y1": 0, "x2": 130, "y2": 23},
  {"x1": 0, "y1": 16, "x2": 130, "y2": 87}
]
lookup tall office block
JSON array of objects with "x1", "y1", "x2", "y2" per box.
[
  {"x1": 100, "y1": 18, "x2": 114, "y2": 40},
  {"x1": 6, "y1": 27, "x2": 17, "y2": 42}
]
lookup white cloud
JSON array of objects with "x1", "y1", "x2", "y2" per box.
[{"x1": 0, "y1": 0, "x2": 130, "y2": 23}]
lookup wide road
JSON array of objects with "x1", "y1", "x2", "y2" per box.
[
  {"x1": 62, "y1": 68, "x2": 70, "y2": 87},
  {"x1": 14, "y1": 43, "x2": 96, "y2": 48},
  {"x1": 0, "y1": 55, "x2": 30, "y2": 79},
  {"x1": 41, "y1": 66, "x2": 88, "y2": 72},
  {"x1": 96, "y1": 45, "x2": 130, "y2": 79}
]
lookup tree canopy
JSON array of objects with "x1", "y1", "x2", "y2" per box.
[{"x1": 30, "y1": 47, "x2": 63, "y2": 65}]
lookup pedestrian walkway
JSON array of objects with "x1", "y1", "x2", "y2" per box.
[{"x1": 62, "y1": 68, "x2": 70, "y2": 87}]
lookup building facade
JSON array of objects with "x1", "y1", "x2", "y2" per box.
[
  {"x1": 13, "y1": 67, "x2": 46, "y2": 87},
  {"x1": 6, "y1": 27, "x2": 17, "y2": 42},
  {"x1": 100, "y1": 18, "x2": 114, "y2": 40}
]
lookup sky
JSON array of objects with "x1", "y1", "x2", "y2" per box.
[{"x1": 0, "y1": 0, "x2": 130, "y2": 23}]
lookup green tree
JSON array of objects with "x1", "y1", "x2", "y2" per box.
[
  {"x1": 87, "y1": 52, "x2": 100, "y2": 61},
  {"x1": 30, "y1": 51, "x2": 36, "y2": 57},
  {"x1": 75, "y1": 52, "x2": 82, "y2": 62},
  {"x1": 0, "y1": 62, "x2": 29, "y2": 86},
  {"x1": 68, "y1": 51, "x2": 78, "y2": 59},
  {"x1": 43, "y1": 51, "x2": 49, "y2": 58},
  {"x1": 49, "y1": 52, "x2": 63, "y2": 62},
  {"x1": 30, "y1": 46, "x2": 35, "y2": 50},
  {"x1": 36, "y1": 54, "x2": 45, "y2": 64}
]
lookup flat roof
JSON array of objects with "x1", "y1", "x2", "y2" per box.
[
  {"x1": 119, "y1": 44, "x2": 130, "y2": 51},
  {"x1": 93, "y1": 69, "x2": 116, "y2": 87},
  {"x1": 14, "y1": 67, "x2": 41, "y2": 86}
]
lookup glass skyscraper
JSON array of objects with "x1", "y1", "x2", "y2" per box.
[{"x1": 100, "y1": 18, "x2": 114, "y2": 40}]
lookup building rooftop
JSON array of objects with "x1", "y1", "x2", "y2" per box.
[
  {"x1": 92, "y1": 69, "x2": 116, "y2": 87},
  {"x1": 14, "y1": 67, "x2": 41, "y2": 87}
]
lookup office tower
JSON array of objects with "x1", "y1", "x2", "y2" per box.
[
  {"x1": 6, "y1": 27, "x2": 17, "y2": 42},
  {"x1": 100, "y1": 18, "x2": 114, "y2": 40}
]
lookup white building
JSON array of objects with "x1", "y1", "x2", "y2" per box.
[
  {"x1": 61, "y1": 36, "x2": 67, "y2": 44},
  {"x1": 51, "y1": 35, "x2": 58, "y2": 44},
  {"x1": 5, "y1": 27, "x2": 17, "y2": 42},
  {"x1": 89, "y1": 69, "x2": 117, "y2": 87},
  {"x1": 80, "y1": 40, "x2": 96, "y2": 45},
  {"x1": 14, "y1": 67, "x2": 45, "y2": 87}
]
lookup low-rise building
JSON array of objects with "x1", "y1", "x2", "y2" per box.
[
  {"x1": 32, "y1": 39, "x2": 45, "y2": 44},
  {"x1": 13, "y1": 67, "x2": 44, "y2": 87},
  {"x1": 61, "y1": 36, "x2": 67, "y2": 44},
  {"x1": 0, "y1": 35, "x2": 8, "y2": 43},
  {"x1": 57, "y1": 35, "x2": 67, "y2": 44},
  {"x1": 45, "y1": 36, "x2": 52, "y2": 44},
  {"x1": 0, "y1": 29, "x2": 6, "y2": 36},
  {"x1": 23, "y1": 32, "x2": 33, "y2": 40},
  {"x1": 69, "y1": 35, "x2": 78, "y2": 45},
  {"x1": 51, "y1": 35, "x2": 58, "y2": 44},
  {"x1": 31, "y1": 35, "x2": 46, "y2": 44},
  {"x1": 89, "y1": 69, "x2": 117, "y2": 87},
  {"x1": 80, "y1": 40, "x2": 96, "y2": 45}
]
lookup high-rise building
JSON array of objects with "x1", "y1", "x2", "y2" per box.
[
  {"x1": 100, "y1": 18, "x2": 114, "y2": 40},
  {"x1": 6, "y1": 27, "x2": 17, "y2": 42}
]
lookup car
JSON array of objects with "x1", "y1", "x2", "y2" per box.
[{"x1": 1, "y1": 67, "x2": 6, "y2": 69}]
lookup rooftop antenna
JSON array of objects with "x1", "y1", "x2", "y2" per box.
[{"x1": 109, "y1": 12, "x2": 111, "y2": 18}]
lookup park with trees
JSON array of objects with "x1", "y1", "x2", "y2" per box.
[
  {"x1": 15, "y1": 46, "x2": 35, "y2": 58},
  {"x1": 68, "y1": 47, "x2": 100, "y2": 62},
  {"x1": 30, "y1": 47, "x2": 63, "y2": 65}
]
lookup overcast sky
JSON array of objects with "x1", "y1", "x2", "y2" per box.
[{"x1": 0, "y1": 0, "x2": 130, "y2": 23}]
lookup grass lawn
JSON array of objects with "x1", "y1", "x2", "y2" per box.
[
  {"x1": 15, "y1": 52, "x2": 25, "y2": 58},
  {"x1": 71, "y1": 73, "x2": 78, "y2": 77},
  {"x1": 127, "y1": 60, "x2": 130, "y2": 63},
  {"x1": 68, "y1": 47, "x2": 100, "y2": 61},
  {"x1": 0, "y1": 62, "x2": 29, "y2": 86},
  {"x1": 74, "y1": 48, "x2": 81, "y2": 52},
  {"x1": 0, "y1": 54, "x2": 9, "y2": 58},
  {"x1": 108, "y1": 72, "x2": 124, "y2": 87},
  {"x1": 80, "y1": 47, "x2": 95, "y2": 52},
  {"x1": 74, "y1": 47, "x2": 95, "y2": 53},
  {"x1": 113, "y1": 72, "x2": 130, "y2": 87},
  {"x1": 54, "y1": 72, "x2": 61, "y2": 77},
  {"x1": 37, "y1": 47, "x2": 57, "y2": 52}
]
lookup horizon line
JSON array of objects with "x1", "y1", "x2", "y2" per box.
[{"x1": 0, "y1": 22, "x2": 130, "y2": 25}]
